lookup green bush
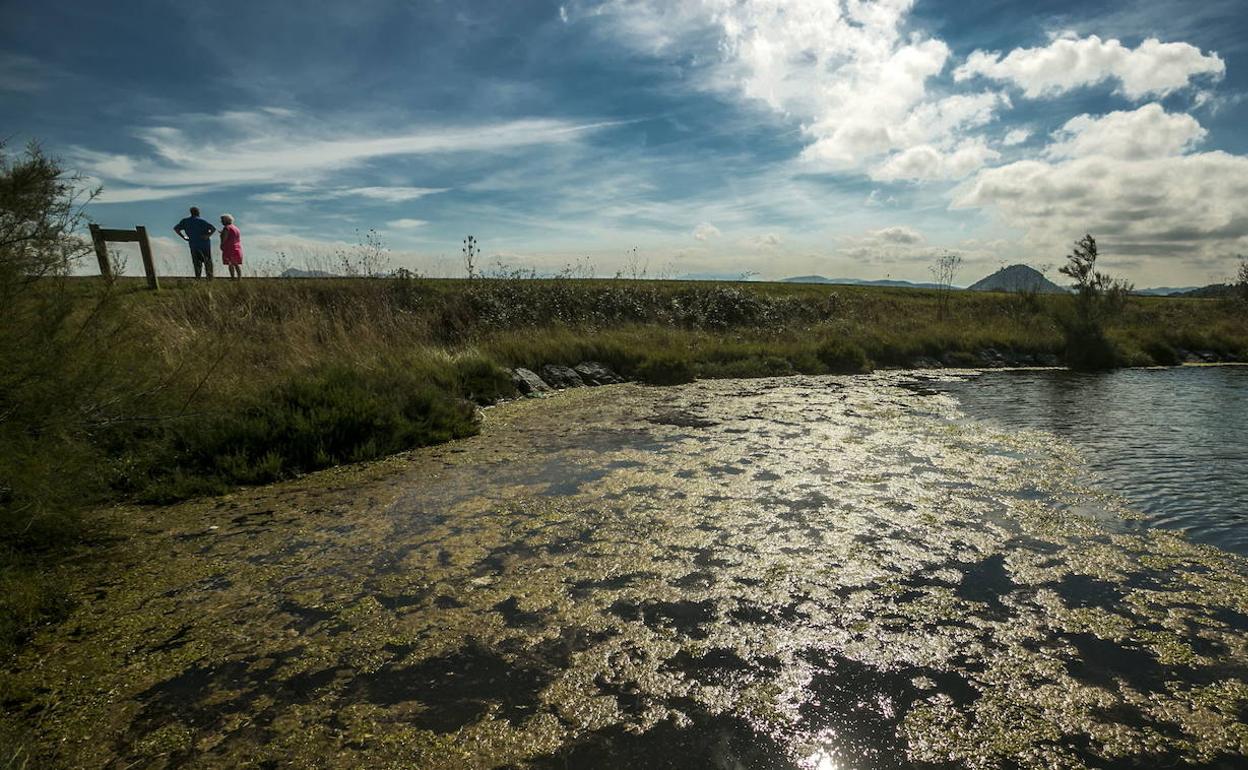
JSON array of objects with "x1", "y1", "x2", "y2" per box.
[
  {"x1": 1142, "y1": 339, "x2": 1181, "y2": 366},
  {"x1": 453, "y1": 355, "x2": 516, "y2": 405},
  {"x1": 697, "y1": 354, "x2": 794, "y2": 379},
  {"x1": 1062, "y1": 320, "x2": 1123, "y2": 371},
  {"x1": 636, "y1": 356, "x2": 695, "y2": 385},
  {"x1": 816, "y1": 339, "x2": 871, "y2": 373},
  {"x1": 144, "y1": 365, "x2": 479, "y2": 499}
]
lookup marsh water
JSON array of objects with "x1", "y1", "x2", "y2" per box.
[
  {"x1": 5, "y1": 372, "x2": 1247, "y2": 769},
  {"x1": 935, "y1": 365, "x2": 1248, "y2": 556}
]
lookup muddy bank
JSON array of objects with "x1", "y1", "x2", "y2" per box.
[{"x1": 4, "y1": 374, "x2": 1247, "y2": 769}]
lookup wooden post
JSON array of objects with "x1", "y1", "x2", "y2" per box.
[
  {"x1": 88, "y1": 224, "x2": 111, "y2": 280},
  {"x1": 135, "y1": 225, "x2": 159, "y2": 291}
]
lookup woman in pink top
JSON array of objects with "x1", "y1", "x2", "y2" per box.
[{"x1": 219, "y1": 213, "x2": 244, "y2": 280}]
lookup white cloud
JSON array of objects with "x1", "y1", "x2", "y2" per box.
[
  {"x1": 1002, "y1": 128, "x2": 1031, "y2": 146},
  {"x1": 253, "y1": 185, "x2": 448, "y2": 204},
  {"x1": 871, "y1": 139, "x2": 1000, "y2": 182},
  {"x1": 954, "y1": 108, "x2": 1248, "y2": 266},
  {"x1": 587, "y1": 0, "x2": 1007, "y2": 180},
  {"x1": 1044, "y1": 103, "x2": 1205, "y2": 160},
  {"x1": 750, "y1": 232, "x2": 783, "y2": 249},
  {"x1": 693, "y1": 221, "x2": 721, "y2": 240},
  {"x1": 837, "y1": 225, "x2": 931, "y2": 263},
  {"x1": 954, "y1": 34, "x2": 1225, "y2": 100},
  {"x1": 91, "y1": 182, "x2": 220, "y2": 204},
  {"x1": 387, "y1": 218, "x2": 429, "y2": 229},
  {"x1": 345, "y1": 186, "x2": 447, "y2": 202},
  {"x1": 870, "y1": 226, "x2": 924, "y2": 245},
  {"x1": 76, "y1": 110, "x2": 617, "y2": 202}
]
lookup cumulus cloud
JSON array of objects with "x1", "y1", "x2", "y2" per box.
[
  {"x1": 693, "y1": 221, "x2": 721, "y2": 241},
  {"x1": 870, "y1": 226, "x2": 924, "y2": 245},
  {"x1": 954, "y1": 34, "x2": 1225, "y2": 100},
  {"x1": 837, "y1": 225, "x2": 931, "y2": 263},
  {"x1": 954, "y1": 108, "x2": 1248, "y2": 264},
  {"x1": 585, "y1": 0, "x2": 1006, "y2": 180},
  {"x1": 871, "y1": 139, "x2": 1000, "y2": 182},
  {"x1": 1044, "y1": 103, "x2": 1205, "y2": 160},
  {"x1": 1002, "y1": 128, "x2": 1031, "y2": 146}
]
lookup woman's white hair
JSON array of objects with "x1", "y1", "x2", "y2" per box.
[{"x1": 220, "y1": 213, "x2": 234, "y2": 224}]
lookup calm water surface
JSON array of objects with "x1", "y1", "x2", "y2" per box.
[{"x1": 937, "y1": 365, "x2": 1248, "y2": 555}]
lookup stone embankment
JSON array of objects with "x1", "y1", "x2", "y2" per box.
[{"x1": 511, "y1": 361, "x2": 626, "y2": 395}]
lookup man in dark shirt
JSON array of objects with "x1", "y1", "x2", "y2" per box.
[{"x1": 173, "y1": 206, "x2": 217, "y2": 278}]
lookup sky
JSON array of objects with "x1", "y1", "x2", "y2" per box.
[{"x1": 2, "y1": 0, "x2": 1246, "y2": 286}]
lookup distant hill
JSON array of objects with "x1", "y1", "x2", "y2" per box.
[
  {"x1": 968, "y1": 265, "x2": 1066, "y2": 294},
  {"x1": 1168, "y1": 283, "x2": 1236, "y2": 298},
  {"x1": 279, "y1": 267, "x2": 337, "y2": 278},
  {"x1": 781, "y1": 275, "x2": 945, "y2": 290},
  {"x1": 1135, "y1": 286, "x2": 1199, "y2": 296}
]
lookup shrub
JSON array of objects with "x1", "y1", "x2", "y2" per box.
[
  {"x1": 636, "y1": 356, "x2": 695, "y2": 385},
  {"x1": 1142, "y1": 339, "x2": 1181, "y2": 367},
  {"x1": 144, "y1": 365, "x2": 479, "y2": 498},
  {"x1": 816, "y1": 339, "x2": 871, "y2": 373},
  {"x1": 453, "y1": 354, "x2": 516, "y2": 405},
  {"x1": 697, "y1": 354, "x2": 794, "y2": 379},
  {"x1": 0, "y1": 143, "x2": 139, "y2": 654},
  {"x1": 1062, "y1": 319, "x2": 1123, "y2": 371},
  {"x1": 1058, "y1": 234, "x2": 1132, "y2": 371}
]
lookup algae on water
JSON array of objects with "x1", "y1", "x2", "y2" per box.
[{"x1": 4, "y1": 375, "x2": 1247, "y2": 769}]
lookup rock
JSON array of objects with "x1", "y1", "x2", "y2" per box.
[
  {"x1": 940, "y1": 351, "x2": 977, "y2": 368},
  {"x1": 539, "y1": 364, "x2": 585, "y2": 389},
  {"x1": 1035, "y1": 353, "x2": 1061, "y2": 367},
  {"x1": 978, "y1": 348, "x2": 1007, "y2": 367},
  {"x1": 910, "y1": 357, "x2": 943, "y2": 369},
  {"x1": 574, "y1": 361, "x2": 624, "y2": 385},
  {"x1": 511, "y1": 368, "x2": 550, "y2": 395}
]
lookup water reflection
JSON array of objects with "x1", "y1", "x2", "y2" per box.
[{"x1": 935, "y1": 366, "x2": 1248, "y2": 554}]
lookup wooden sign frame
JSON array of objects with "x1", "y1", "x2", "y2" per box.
[{"x1": 89, "y1": 224, "x2": 159, "y2": 290}]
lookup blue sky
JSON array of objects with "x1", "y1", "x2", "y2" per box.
[{"x1": 2, "y1": 0, "x2": 1246, "y2": 285}]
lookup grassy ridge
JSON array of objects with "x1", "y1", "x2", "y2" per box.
[{"x1": 2, "y1": 274, "x2": 1246, "y2": 654}]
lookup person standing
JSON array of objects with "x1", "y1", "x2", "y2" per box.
[
  {"x1": 173, "y1": 206, "x2": 217, "y2": 279},
  {"x1": 219, "y1": 214, "x2": 244, "y2": 280}
]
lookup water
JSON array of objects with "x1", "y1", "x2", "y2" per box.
[
  {"x1": 935, "y1": 365, "x2": 1248, "y2": 555},
  {"x1": 10, "y1": 375, "x2": 1248, "y2": 769}
]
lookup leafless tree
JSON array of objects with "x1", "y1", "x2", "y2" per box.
[
  {"x1": 930, "y1": 250, "x2": 962, "y2": 320},
  {"x1": 463, "y1": 235, "x2": 479, "y2": 279}
]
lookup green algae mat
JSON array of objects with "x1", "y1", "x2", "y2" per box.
[{"x1": 4, "y1": 375, "x2": 1247, "y2": 769}]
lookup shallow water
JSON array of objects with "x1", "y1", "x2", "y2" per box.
[
  {"x1": 933, "y1": 366, "x2": 1248, "y2": 556},
  {"x1": 4, "y1": 375, "x2": 1247, "y2": 769}
]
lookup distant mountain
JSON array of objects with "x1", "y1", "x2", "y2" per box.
[
  {"x1": 279, "y1": 267, "x2": 337, "y2": 278},
  {"x1": 1168, "y1": 283, "x2": 1236, "y2": 298},
  {"x1": 1135, "y1": 286, "x2": 1199, "y2": 296},
  {"x1": 781, "y1": 275, "x2": 946, "y2": 290},
  {"x1": 968, "y1": 264, "x2": 1066, "y2": 294}
]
